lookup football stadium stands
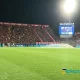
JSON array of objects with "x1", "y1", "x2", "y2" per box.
[
  {"x1": 0, "y1": 22, "x2": 77, "y2": 48},
  {"x1": 0, "y1": 22, "x2": 57, "y2": 47}
]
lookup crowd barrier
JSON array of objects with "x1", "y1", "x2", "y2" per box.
[
  {"x1": 0, "y1": 43, "x2": 74, "y2": 48},
  {"x1": 76, "y1": 45, "x2": 80, "y2": 48}
]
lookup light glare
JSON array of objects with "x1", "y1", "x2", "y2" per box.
[{"x1": 64, "y1": 0, "x2": 76, "y2": 14}]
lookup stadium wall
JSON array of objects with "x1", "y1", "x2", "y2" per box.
[{"x1": 0, "y1": 43, "x2": 74, "y2": 48}]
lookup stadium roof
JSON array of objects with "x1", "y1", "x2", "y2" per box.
[{"x1": 0, "y1": 22, "x2": 49, "y2": 27}]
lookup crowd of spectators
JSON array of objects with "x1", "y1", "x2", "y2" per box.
[
  {"x1": 0, "y1": 23, "x2": 55, "y2": 45},
  {"x1": 0, "y1": 24, "x2": 40, "y2": 44}
]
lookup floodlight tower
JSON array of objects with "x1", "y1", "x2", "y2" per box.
[{"x1": 63, "y1": 0, "x2": 76, "y2": 23}]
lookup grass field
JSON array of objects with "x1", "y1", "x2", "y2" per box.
[{"x1": 0, "y1": 47, "x2": 80, "y2": 80}]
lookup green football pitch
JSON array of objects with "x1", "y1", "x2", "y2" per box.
[{"x1": 0, "y1": 47, "x2": 80, "y2": 80}]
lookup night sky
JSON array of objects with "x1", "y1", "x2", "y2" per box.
[{"x1": 0, "y1": 0, "x2": 80, "y2": 36}]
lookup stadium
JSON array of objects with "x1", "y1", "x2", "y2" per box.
[{"x1": 0, "y1": 0, "x2": 80, "y2": 80}]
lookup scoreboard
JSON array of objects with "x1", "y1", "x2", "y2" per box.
[{"x1": 59, "y1": 23, "x2": 74, "y2": 35}]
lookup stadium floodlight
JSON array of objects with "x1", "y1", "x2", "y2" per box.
[
  {"x1": 63, "y1": 0, "x2": 76, "y2": 14},
  {"x1": 63, "y1": 0, "x2": 76, "y2": 22}
]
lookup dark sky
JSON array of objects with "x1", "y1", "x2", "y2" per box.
[{"x1": 0, "y1": 0, "x2": 80, "y2": 36}]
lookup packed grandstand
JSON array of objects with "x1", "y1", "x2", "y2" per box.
[{"x1": 0, "y1": 22, "x2": 79, "y2": 48}]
